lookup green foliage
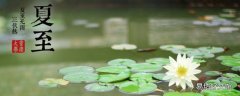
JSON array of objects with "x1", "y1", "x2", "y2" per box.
[
  {"x1": 107, "y1": 59, "x2": 136, "y2": 66},
  {"x1": 145, "y1": 58, "x2": 170, "y2": 65},
  {"x1": 63, "y1": 72, "x2": 98, "y2": 83},
  {"x1": 160, "y1": 45, "x2": 224, "y2": 59},
  {"x1": 96, "y1": 66, "x2": 130, "y2": 73},
  {"x1": 129, "y1": 63, "x2": 162, "y2": 72},
  {"x1": 98, "y1": 72, "x2": 130, "y2": 83},
  {"x1": 204, "y1": 71, "x2": 222, "y2": 77},
  {"x1": 85, "y1": 83, "x2": 115, "y2": 92},
  {"x1": 59, "y1": 66, "x2": 94, "y2": 75},
  {"x1": 163, "y1": 92, "x2": 203, "y2": 96},
  {"x1": 118, "y1": 81, "x2": 157, "y2": 95},
  {"x1": 202, "y1": 89, "x2": 240, "y2": 96},
  {"x1": 217, "y1": 53, "x2": 240, "y2": 67}
]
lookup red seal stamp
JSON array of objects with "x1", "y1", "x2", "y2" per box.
[{"x1": 12, "y1": 40, "x2": 25, "y2": 53}]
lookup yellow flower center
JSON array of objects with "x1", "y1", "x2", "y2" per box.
[{"x1": 176, "y1": 65, "x2": 188, "y2": 78}]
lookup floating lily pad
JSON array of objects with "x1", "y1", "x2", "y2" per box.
[
  {"x1": 216, "y1": 56, "x2": 235, "y2": 61},
  {"x1": 221, "y1": 60, "x2": 240, "y2": 67},
  {"x1": 59, "y1": 66, "x2": 94, "y2": 75},
  {"x1": 38, "y1": 78, "x2": 69, "y2": 88},
  {"x1": 171, "y1": 48, "x2": 194, "y2": 54},
  {"x1": 56, "y1": 79, "x2": 70, "y2": 85},
  {"x1": 217, "y1": 77, "x2": 230, "y2": 81},
  {"x1": 202, "y1": 89, "x2": 240, "y2": 96},
  {"x1": 231, "y1": 77, "x2": 240, "y2": 83},
  {"x1": 231, "y1": 66, "x2": 240, "y2": 71},
  {"x1": 118, "y1": 81, "x2": 157, "y2": 95},
  {"x1": 63, "y1": 72, "x2": 98, "y2": 83},
  {"x1": 145, "y1": 58, "x2": 170, "y2": 65},
  {"x1": 98, "y1": 73, "x2": 129, "y2": 83},
  {"x1": 233, "y1": 53, "x2": 240, "y2": 58},
  {"x1": 206, "y1": 79, "x2": 237, "y2": 89},
  {"x1": 153, "y1": 73, "x2": 165, "y2": 80},
  {"x1": 38, "y1": 78, "x2": 59, "y2": 88},
  {"x1": 205, "y1": 71, "x2": 222, "y2": 77},
  {"x1": 193, "y1": 59, "x2": 206, "y2": 63},
  {"x1": 222, "y1": 73, "x2": 240, "y2": 78},
  {"x1": 160, "y1": 45, "x2": 186, "y2": 51},
  {"x1": 205, "y1": 79, "x2": 221, "y2": 85},
  {"x1": 96, "y1": 66, "x2": 130, "y2": 73},
  {"x1": 198, "y1": 47, "x2": 224, "y2": 53},
  {"x1": 221, "y1": 80, "x2": 238, "y2": 89},
  {"x1": 130, "y1": 63, "x2": 162, "y2": 73},
  {"x1": 163, "y1": 92, "x2": 203, "y2": 96},
  {"x1": 130, "y1": 73, "x2": 154, "y2": 83},
  {"x1": 187, "y1": 50, "x2": 214, "y2": 58},
  {"x1": 98, "y1": 72, "x2": 130, "y2": 83},
  {"x1": 85, "y1": 83, "x2": 115, "y2": 92},
  {"x1": 107, "y1": 59, "x2": 136, "y2": 66}
]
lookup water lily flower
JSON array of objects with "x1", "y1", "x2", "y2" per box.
[{"x1": 163, "y1": 54, "x2": 201, "y2": 90}]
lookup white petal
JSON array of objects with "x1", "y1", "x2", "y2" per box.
[
  {"x1": 190, "y1": 75, "x2": 199, "y2": 81},
  {"x1": 169, "y1": 79, "x2": 176, "y2": 86},
  {"x1": 192, "y1": 69, "x2": 201, "y2": 74},
  {"x1": 180, "y1": 81, "x2": 186, "y2": 90},
  {"x1": 176, "y1": 79, "x2": 181, "y2": 86},
  {"x1": 186, "y1": 81, "x2": 194, "y2": 88},
  {"x1": 177, "y1": 54, "x2": 182, "y2": 62},
  {"x1": 169, "y1": 57, "x2": 177, "y2": 64},
  {"x1": 164, "y1": 65, "x2": 174, "y2": 71},
  {"x1": 192, "y1": 64, "x2": 200, "y2": 69}
]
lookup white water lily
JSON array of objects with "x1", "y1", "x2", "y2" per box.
[{"x1": 163, "y1": 54, "x2": 201, "y2": 90}]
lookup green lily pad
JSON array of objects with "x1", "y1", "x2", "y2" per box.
[
  {"x1": 85, "y1": 83, "x2": 115, "y2": 92},
  {"x1": 96, "y1": 66, "x2": 130, "y2": 73},
  {"x1": 98, "y1": 72, "x2": 130, "y2": 83},
  {"x1": 38, "y1": 78, "x2": 69, "y2": 88},
  {"x1": 193, "y1": 59, "x2": 206, "y2": 63},
  {"x1": 130, "y1": 63, "x2": 162, "y2": 73},
  {"x1": 153, "y1": 73, "x2": 165, "y2": 80},
  {"x1": 231, "y1": 77, "x2": 240, "y2": 83},
  {"x1": 206, "y1": 79, "x2": 237, "y2": 89},
  {"x1": 59, "y1": 66, "x2": 94, "y2": 75},
  {"x1": 171, "y1": 48, "x2": 194, "y2": 54},
  {"x1": 63, "y1": 72, "x2": 98, "y2": 83},
  {"x1": 233, "y1": 53, "x2": 240, "y2": 58},
  {"x1": 163, "y1": 92, "x2": 203, "y2": 96},
  {"x1": 130, "y1": 73, "x2": 154, "y2": 83},
  {"x1": 205, "y1": 71, "x2": 222, "y2": 77},
  {"x1": 187, "y1": 50, "x2": 215, "y2": 58},
  {"x1": 38, "y1": 78, "x2": 59, "y2": 88},
  {"x1": 222, "y1": 73, "x2": 240, "y2": 78},
  {"x1": 198, "y1": 47, "x2": 224, "y2": 53},
  {"x1": 160, "y1": 45, "x2": 186, "y2": 51},
  {"x1": 231, "y1": 66, "x2": 240, "y2": 71},
  {"x1": 202, "y1": 89, "x2": 240, "y2": 96},
  {"x1": 221, "y1": 80, "x2": 238, "y2": 89},
  {"x1": 145, "y1": 58, "x2": 170, "y2": 65},
  {"x1": 205, "y1": 79, "x2": 221, "y2": 85},
  {"x1": 107, "y1": 59, "x2": 136, "y2": 66},
  {"x1": 118, "y1": 81, "x2": 157, "y2": 95},
  {"x1": 217, "y1": 77, "x2": 230, "y2": 81},
  {"x1": 221, "y1": 60, "x2": 240, "y2": 67},
  {"x1": 216, "y1": 56, "x2": 235, "y2": 61}
]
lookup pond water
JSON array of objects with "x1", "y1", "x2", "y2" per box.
[{"x1": 0, "y1": 8, "x2": 239, "y2": 96}]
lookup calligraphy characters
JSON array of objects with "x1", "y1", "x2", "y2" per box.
[{"x1": 31, "y1": 4, "x2": 54, "y2": 52}]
